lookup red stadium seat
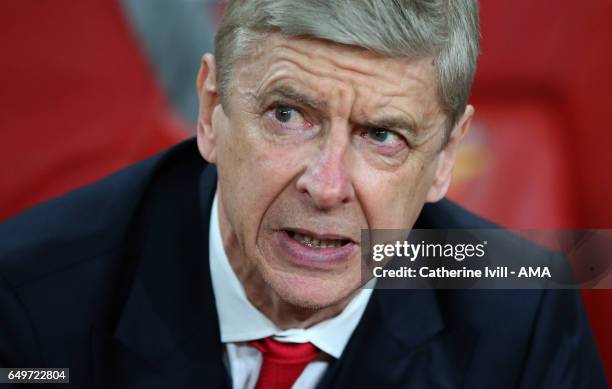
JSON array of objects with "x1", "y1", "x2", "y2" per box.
[
  {"x1": 450, "y1": 0, "x2": 612, "y2": 381},
  {"x1": 0, "y1": 0, "x2": 189, "y2": 221}
]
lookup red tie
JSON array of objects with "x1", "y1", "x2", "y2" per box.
[{"x1": 249, "y1": 338, "x2": 319, "y2": 389}]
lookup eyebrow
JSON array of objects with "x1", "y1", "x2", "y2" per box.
[
  {"x1": 257, "y1": 84, "x2": 327, "y2": 111},
  {"x1": 258, "y1": 84, "x2": 420, "y2": 140}
]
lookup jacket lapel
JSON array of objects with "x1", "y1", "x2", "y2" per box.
[
  {"x1": 317, "y1": 288, "x2": 477, "y2": 388},
  {"x1": 92, "y1": 160, "x2": 229, "y2": 388}
]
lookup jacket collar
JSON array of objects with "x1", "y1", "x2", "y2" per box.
[{"x1": 92, "y1": 155, "x2": 229, "y2": 388}]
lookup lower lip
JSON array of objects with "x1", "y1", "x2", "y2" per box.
[{"x1": 275, "y1": 230, "x2": 358, "y2": 269}]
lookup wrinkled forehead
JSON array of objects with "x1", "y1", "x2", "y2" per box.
[{"x1": 230, "y1": 34, "x2": 444, "y2": 128}]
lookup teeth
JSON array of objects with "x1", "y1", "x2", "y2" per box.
[{"x1": 291, "y1": 232, "x2": 345, "y2": 248}]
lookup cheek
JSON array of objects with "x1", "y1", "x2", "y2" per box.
[
  {"x1": 216, "y1": 119, "x2": 307, "y2": 242},
  {"x1": 356, "y1": 159, "x2": 436, "y2": 229}
]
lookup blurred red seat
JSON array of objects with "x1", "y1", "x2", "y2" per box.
[
  {"x1": 0, "y1": 0, "x2": 188, "y2": 221},
  {"x1": 449, "y1": 0, "x2": 612, "y2": 381}
]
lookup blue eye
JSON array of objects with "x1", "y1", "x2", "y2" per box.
[
  {"x1": 360, "y1": 127, "x2": 407, "y2": 154},
  {"x1": 270, "y1": 105, "x2": 310, "y2": 131},
  {"x1": 367, "y1": 128, "x2": 391, "y2": 143},
  {"x1": 274, "y1": 106, "x2": 296, "y2": 123}
]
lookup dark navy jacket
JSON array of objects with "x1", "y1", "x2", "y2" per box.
[{"x1": 0, "y1": 139, "x2": 607, "y2": 388}]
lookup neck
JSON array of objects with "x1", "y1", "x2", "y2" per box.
[{"x1": 229, "y1": 254, "x2": 357, "y2": 329}]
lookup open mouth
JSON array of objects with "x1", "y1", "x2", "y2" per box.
[
  {"x1": 275, "y1": 229, "x2": 358, "y2": 267},
  {"x1": 285, "y1": 230, "x2": 352, "y2": 249}
]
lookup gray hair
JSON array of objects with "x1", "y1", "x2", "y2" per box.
[{"x1": 214, "y1": 0, "x2": 480, "y2": 133}]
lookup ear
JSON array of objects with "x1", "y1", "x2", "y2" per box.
[
  {"x1": 196, "y1": 53, "x2": 220, "y2": 163},
  {"x1": 425, "y1": 105, "x2": 474, "y2": 203}
]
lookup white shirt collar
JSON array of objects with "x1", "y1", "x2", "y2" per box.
[{"x1": 208, "y1": 192, "x2": 373, "y2": 358}]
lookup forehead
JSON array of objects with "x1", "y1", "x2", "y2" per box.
[{"x1": 232, "y1": 34, "x2": 444, "y2": 131}]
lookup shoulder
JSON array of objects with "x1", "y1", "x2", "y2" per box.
[
  {"x1": 0, "y1": 138, "x2": 203, "y2": 287},
  {"x1": 414, "y1": 202, "x2": 606, "y2": 386},
  {"x1": 0, "y1": 138, "x2": 214, "y2": 369},
  {"x1": 416, "y1": 198, "x2": 498, "y2": 229}
]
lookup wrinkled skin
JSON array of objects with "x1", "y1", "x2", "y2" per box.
[{"x1": 197, "y1": 34, "x2": 473, "y2": 328}]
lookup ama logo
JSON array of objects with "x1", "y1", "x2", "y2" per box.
[{"x1": 518, "y1": 267, "x2": 551, "y2": 278}]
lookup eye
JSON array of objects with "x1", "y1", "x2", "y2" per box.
[
  {"x1": 273, "y1": 105, "x2": 305, "y2": 127},
  {"x1": 274, "y1": 106, "x2": 293, "y2": 122},
  {"x1": 362, "y1": 128, "x2": 404, "y2": 146},
  {"x1": 263, "y1": 103, "x2": 316, "y2": 138}
]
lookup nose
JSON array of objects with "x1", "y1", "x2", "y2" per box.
[{"x1": 296, "y1": 139, "x2": 356, "y2": 210}]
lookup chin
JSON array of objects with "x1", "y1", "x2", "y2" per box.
[{"x1": 266, "y1": 270, "x2": 361, "y2": 310}]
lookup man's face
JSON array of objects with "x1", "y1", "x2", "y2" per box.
[{"x1": 198, "y1": 35, "x2": 469, "y2": 310}]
